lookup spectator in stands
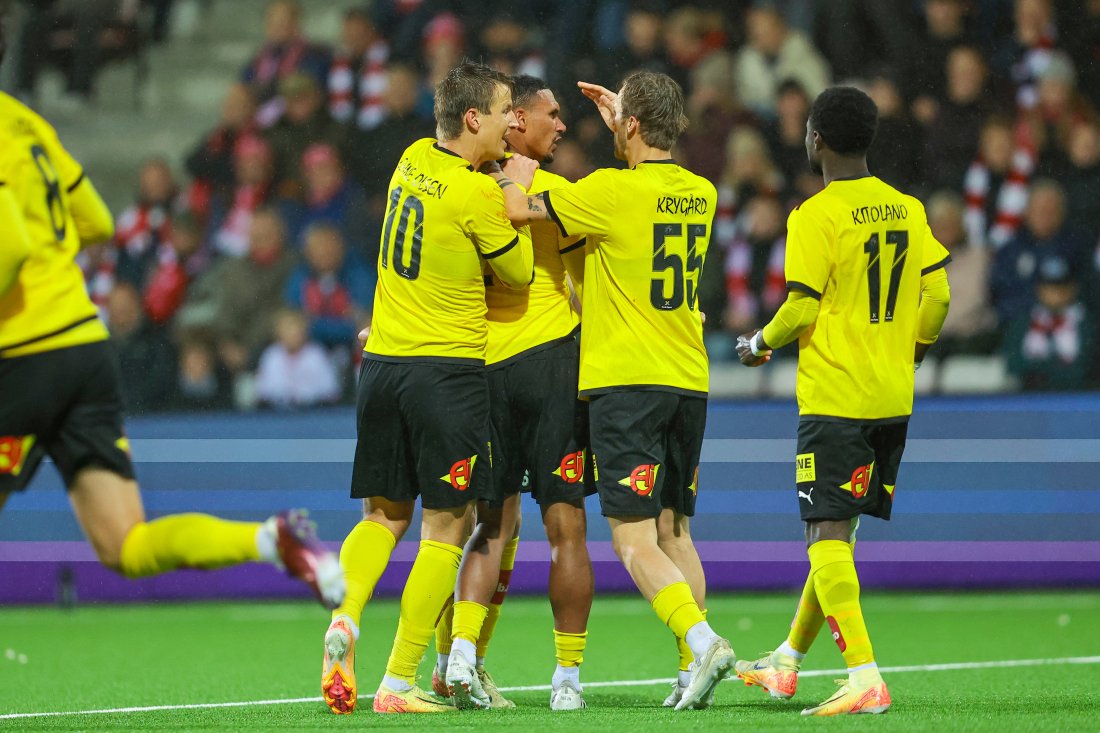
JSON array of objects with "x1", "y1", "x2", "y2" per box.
[
  {"x1": 663, "y1": 6, "x2": 712, "y2": 89},
  {"x1": 866, "y1": 70, "x2": 924, "y2": 193},
  {"x1": 346, "y1": 63, "x2": 434, "y2": 219},
  {"x1": 908, "y1": 0, "x2": 974, "y2": 108},
  {"x1": 1024, "y1": 51, "x2": 1097, "y2": 177},
  {"x1": 212, "y1": 208, "x2": 297, "y2": 376},
  {"x1": 921, "y1": 46, "x2": 998, "y2": 191},
  {"x1": 1063, "y1": 0, "x2": 1100, "y2": 106},
  {"x1": 721, "y1": 195, "x2": 787, "y2": 338},
  {"x1": 989, "y1": 0, "x2": 1061, "y2": 112},
  {"x1": 285, "y1": 143, "x2": 372, "y2": 259},
  {"x1": 78, "y1": 242, "x2": 117, "y2": 324},
  {"x1": 255, "y1": 309, "x2": 342, "y2": 409},
  {"x1": 1004, "y1": 249, "x2": 1093, "y2": 391},
  {"x1": 477, "y1": 11, "x2": 545, "y2": 79},
  {"x1": 963, "y1": 115, "x2": 1035, "y2": 249},
  {"x1": 184, "y1": 83, "x2": 258, "y2": 221},
  {"x1": 678, "y1": 52, "x2": 757, "y2": 185},
  {"x1": 207, "y1": 134, "x2": 274, "y2": 259},
  {"x1": 265, "y1": 72, "x2": 346, "y2": 199},
  {"x1": 168, "y1": 338, "x2": 233, "y2": 412},
  {"x1": 284, "y1": 223, "x2": 374, "y2": 353},
  {"x1": 142, "y1": 211, "x2": 208, "y2": 326},
  {"x1": 599, "y1": 2, "x2": 671, "y2": 87},
  {"x1": 106, "y1": 282, "x2": 176, "y2": 413},
  {"x1": 735, "y1": 4, "x2": 829, "y2": 118},
  {"x1": 811, "y1": 0, "x2": 913, "y2": 82},
  {"x1": 114, "y1": 158, "x2": 178, "y2": 288},
  {"x1": 328, "y1": 7, "x2": 389, "y2": 132},
  {"x1": 714, "y1": 126, "x2": 785, "y2": 244},
  {"x1": 991, "y1": 179, "x2": 1085, "y2": 325},
  {"x1": 14, "y1": 0, "x2": 137, "y2": 107},
  {"x1": 927, "y1": 191, "x2": 999, "y2": 357},
  {"x1": 1063, "y1": 121, "x2": 1100, "y2": 240},
  {"x1": 765, "y1": 79, "x2": 819, "y2": 201},
  {"x1": 371, "y1": 0, "x2": 441, "y2": 66},
  {"x1": 241, "y1": 0, "x2": 330, "y2": 107},
  {"x1": 421, "y1": 12, "x2": 465, "y2": 91}
]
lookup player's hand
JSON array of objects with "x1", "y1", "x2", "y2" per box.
[
  {"x1": 502, "y1": 154, "x2": 538, "y2": 190},
  {"x1": 577, "y1": 81, "x2": 618, "y2": 132},
  {"x1": 736, "y1": 329, "x2": 772, "y2": 367},
  {"x1": 479, "y1": 159, "x2": 503, "y2": 175},
  {"x1": 357, "y1": 326, "x2": 371, "y2": 346}
]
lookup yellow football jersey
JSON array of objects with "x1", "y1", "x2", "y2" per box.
[
  {"x1": 485, "y1": 167, "x2": 582, "y2": 366},
  {"x1": 0, "y1": 92, "x2": 112, "y2": 358},
  {"x1": 365, "y1": 138, "x2": 530, "y2": 362},
  {"x1": 545, "y1": 161, "x2": 716, "y2": 396},
  {"x1": 784, "y1": 175, "x2": 950, "y2": 420}
]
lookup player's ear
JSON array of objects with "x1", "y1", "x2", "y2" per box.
[
  {"x1": 513, "y1": 107, "x2": 527, "y2": 132},
  {"x1": 627, "y1": 115, "x2": 640, "y2": 138},
  {"x1": 465, "y1": 107, "x2": 480, "y2": 133}
]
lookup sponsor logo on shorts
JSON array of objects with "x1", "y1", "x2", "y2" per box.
[
  {"x1": 688, "y1": 466, "x2": 699, "y2": 495},
  {"x1": 552, "y1": 450, "x2": 585, "y2": 484},
  {"x1": 798, "y1": 487, "x2": 815, "y2": 505},
  {"x1": 0, "y1": 435, "x2": 35, "y2": 476},
  {"x1": 440, "y1": 455, "x2": 478, "y2": 490},
  {"x1": 796, "y1": 452, "x2": 816, "y2": 483},
  {"x1": 841, "y1": 462, "x2": 875, "y2": 498},
  {"x1": 826, "y1": 615, "x2": 847, "y2": 652},
  {"x1": 618, "y1": 464, "x2": 659, "y2": 496}
]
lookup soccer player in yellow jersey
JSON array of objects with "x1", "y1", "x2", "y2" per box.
[
  {"x1": 319, "y1": 62, "x2": 534, "y2": 715},
  {"x1": 495, "y1": 70, "x2": 737, "y2": 711},
  {"x1": 0, "y1": 90, "x2": 343, "y2": 607},
  {"x1": 733, "y1": 87, "x2": 951, "y2": 716},
  {"x1": 435, "y1": 75, "x2": 595, "y2": 712}
]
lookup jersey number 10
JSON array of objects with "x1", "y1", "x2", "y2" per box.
[
  {"x1": 380, "y1": 185, "x2": 424, "y2": 281},
  {"x1": 864, "y1": 230, "x2": 908, "y2": 324},
  {"x1": 651, "y1": 223, "x2": 705, "y2": 311}
]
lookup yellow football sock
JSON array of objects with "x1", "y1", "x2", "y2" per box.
[
  {"x1": 386, "y1": 540, "x2": 463, "y2": 683},
  {"x1": 452, "y1": 600, "x2": 489, "y2": 645},
  {"x1": 651, "y1": 581, "x2": 705, "y2": 639},
  {"x1": 554, "y1": 629, "x2": 588, "y2": 667},
  {"x1": 676, "y1": 608, "x2": 706, "y2": 671},
  {"x1": 787, "y1": 573, "x2": 825, "y2": 654},
  {"x1": 809, "y1": 540, "x2": 875, "y2": 668},
  {"x1": 435, "y1": 596, "x2": 454, "y2": 656},
  {"x1": 119, "y1": 514, "x2": 259, "y2": 578},
  {"x1": 332, "y1": 520, "x2": 397, "y2": 627},
  {"x1": 476, "y1": 535, "x2": 518, "y2": 658}
]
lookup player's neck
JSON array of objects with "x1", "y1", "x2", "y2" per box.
[
  {"x1": 438, "y1": 137, "x2": 482, "y2": 168},
  {"x1": 821, "y1": 156, "x2": 870, "y2": 186},
  {"x1": 626, "y1": 143, "x2": 672, "y2": 169}
]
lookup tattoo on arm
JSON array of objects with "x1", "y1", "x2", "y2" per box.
[
  {"x1": 497, "y1": 177, "x2": 516, "y2": 190},
  {"x1": 524, "y1": 191, "x2": 549, "y2": 222}
]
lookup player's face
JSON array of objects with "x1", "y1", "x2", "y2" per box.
[
  {"x1": 513, "y1": 90, "x2": 566, "y2": 164},
  {"x1": 481, "y1": 84, "x2": 518, "y2": 161},
  {"x1": 805, "y1": 117, "x2": 823, "y2": 175}
]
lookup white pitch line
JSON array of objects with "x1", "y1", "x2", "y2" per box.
[{"x1": 3, "y1": 655, "x2": 1099, "y2": 720}]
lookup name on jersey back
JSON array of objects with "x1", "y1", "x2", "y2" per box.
[
  {"x1": 397, "y1": 157, "x2": 449, "y2": 199},
  {"x1": 850, "y1": 202, "x2": 909, "y2": 226},
  {"x1": 656, "y1": 195, "x2": 709, "y2": 215}
]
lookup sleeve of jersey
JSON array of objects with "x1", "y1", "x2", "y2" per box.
[
  {"x1": 916, "y1": 266, "x2": 951, "y2": 344},
  {"x1": 761, "y1": 291, "x2": 821, "y2": 349},
  {"x1": 918, "y1": 222, "x2": 952, "y2": 275},
  {"x1": 0, "y1": 186, "x2": 32, "y2": 298},
  {"x1": 67, "y1": 175, "x2": 115, "y2": 245},
  {"x1": 542, "y1": 170, "x2": 616, "y2": 239},
  {"x1": 782, "y1": 206, "x2": 831, "y2": 299},
  {"x1": 560, "y1": 235, "x2": 586, "y2": 301},
  {"x1": 471, "y1": 182, "x2": 534, "y2": 289}
]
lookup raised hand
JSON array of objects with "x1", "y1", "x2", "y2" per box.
[
  {"x1": 502, "y1": 154, "x2": 539, "y2": 190},
  {"x1": 577, "y1": 81, "x2": 618, "y2": 132}
]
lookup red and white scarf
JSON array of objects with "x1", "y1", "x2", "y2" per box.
[
  {"x1": 328, "y1": 42, "x2": 389, "y2": 130},
  {"x1": 1014, "y1": 25, "x2": 1057, "y2": 110},
  {"x1": 963, "y1": 146, "x2": 1034, "y2": 249},
  {"x1": 1023, "y1": 302, "x2": 1083, "y2": 363},
  {"x1": 214, "y1": 184, "x2": 267, "y2": 258},
  {"x1": 725, "y1": 236, "x2": 786, "y2": 322},
  {"x1": 115, "y1": 203, "x2": 172, "y2": 257}
]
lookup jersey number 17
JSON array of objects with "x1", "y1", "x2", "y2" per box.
[{"x1": 864, "y1": 229, "x2": 908, "y2": 324}]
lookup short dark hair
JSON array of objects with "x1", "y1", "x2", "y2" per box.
[
  {"x1": 434, "y1": 61, "x2": 514, "y2": 140},
  {"x1": 808, "y1": 86, "x2": 878, "y2": 156},
  {"x1": 619, "y1": 70, "x2": 689, "y2": 150},
  {"x1": 511, "y1": 74, "x2": 547, "y2": 109}
]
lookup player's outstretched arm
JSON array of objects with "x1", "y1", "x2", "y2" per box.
[
  {"x1": 0, "y1": 187, "x2": 31, "y2": 298},
  {"x1": 577, "y1": 81, "x2": 618, "y2": 133},
  {"x1": 68, "y1": 176, "x2": 115, "y2": 245},
  {"x1": 737, "y1": 291, "x2": 821, "y2": 367}
]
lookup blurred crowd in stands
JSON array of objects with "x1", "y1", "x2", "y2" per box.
[{"x1": 20, "y1": 0, "x2": 1100, "y2": 410}]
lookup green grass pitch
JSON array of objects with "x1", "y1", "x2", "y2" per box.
[{"x1": 2, "y1": 591, "x2": 1098, "y2": 731}]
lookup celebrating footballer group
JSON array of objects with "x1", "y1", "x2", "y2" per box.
[{"x1": 316, "y1": 57, "x2": 951, "y2": 719}]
